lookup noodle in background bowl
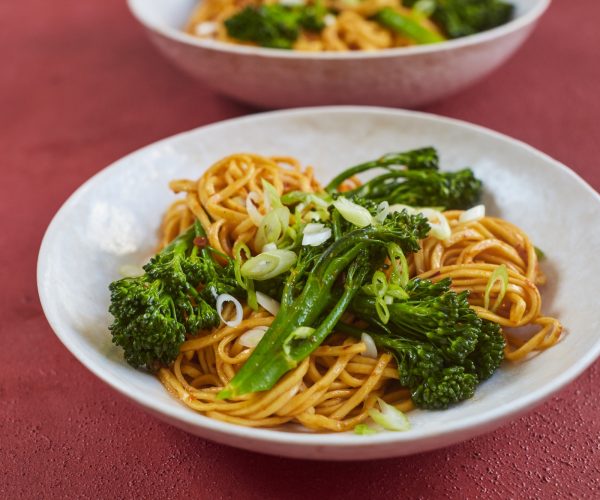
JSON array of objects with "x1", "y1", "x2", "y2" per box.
[
  {"x1": 38, "y1": 107, "x2": 600, "y2": 460},
  {"x1": 127, "y1": 0, "x2": 550, "y2": 108}
]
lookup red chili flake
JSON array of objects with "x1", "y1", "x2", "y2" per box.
[{"x1": 193, "y1": 236, "x2": 208, "y2": 248}]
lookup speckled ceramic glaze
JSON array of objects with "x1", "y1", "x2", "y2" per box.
[
  {"x1": 127, "y1": 0, "x2": 549, "y2": 108},
  {"x1": 38, "y1": 107, "x2": 600, "y2": 460}
]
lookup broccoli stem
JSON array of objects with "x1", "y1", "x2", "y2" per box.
[
  {"x1": 332, "y1": 158, "x2": 482, "y2": 210},
  {"x1": 219, "y1": 215, "x2": 427, "y2": 399},
  {"x1": 325, "y1": 147, "x2": 439, "y2": 193},
  {"x1": 373, "y1": 8, "x2": 445, "y2": 45},
  {"x1": 218, "y1": 240, "x2": 369, "y2": 398}
]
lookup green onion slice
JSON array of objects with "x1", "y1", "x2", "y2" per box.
[
  {"x1": 354, "y1": 424, "x2": 377, "y2": 435},
  {"x1": 241, "y1": 249, "x2": 297, "y2": 281},
  {"x1": 283, "y1": 326, "x2": 316, "y2": 358},
  {"x1": 233, "y1": 242, "x2": 258, "y2": 310},
  {"x1": 332, "y1": 197, "x2": 373, "y2": 228},
  {"x1": 412, "y1": 0, "x2": 436, "y2": 17},
  {"x1": 388, "y1": 242, "x2": 409, "y2": 288},
  {"x1": 255, "y1": 207, "x2": 290, "y2": 251},
  {"x1": 375, "y1": 297, "x2": 391, "y2": 325},
  {"x1": 262, "y1": 179, "x2": 283, "y2": 210},
  {"x1": 484, "y1": 264, "x2": 509, "y2": 312},
  {"x1": 368, "y1": 398, "x2": 411, "y2": 431}
]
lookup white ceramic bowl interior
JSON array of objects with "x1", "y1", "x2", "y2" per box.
[
  {"x1": 38, "y1": 107, "x2": 600, "y2": 460},
  {"x1": 127, "y1": 0, "x2": 549, "y2": 108}
]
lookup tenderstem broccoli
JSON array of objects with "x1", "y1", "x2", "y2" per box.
[
  {"x1": 373, "y1": 8, "x2": 445, "y2": 45},
  {"x1": 218, "y1": 210, "x2": 430, "y2": 399},
  {"x1": 404, "y1": 0, "x2": 514, "y2": 39},
  {"x1": 338, "y1": 277, "x2": 505, "y2": 409},
  {"x1": 327, "y1": 147, "x2": 482, "y2": 210},
  {"x1": 108, "y1": 222, "x2": 241, "y2": 369},
  {"x1": 224, "y1": 3, "x2": 327, "y2": 49}
]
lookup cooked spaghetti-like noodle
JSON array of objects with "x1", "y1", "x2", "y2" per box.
[
  {"x1": 156, "y1": 153, "x2": 562, "y2": 430},
  {"x1": 185, "y1": 0, "x2": 443, "y2": 52},
  {"x1": 412, "y1": 211, "x2": 562, "y2": 361}
]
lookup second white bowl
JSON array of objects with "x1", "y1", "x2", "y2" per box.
[{"x1": 128, "y1": 0, "x2": 549, "y2": 108}]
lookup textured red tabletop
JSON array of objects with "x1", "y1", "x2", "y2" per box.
[{"x1": 2, "y1": 0, "x2": 600, "y2": 498}]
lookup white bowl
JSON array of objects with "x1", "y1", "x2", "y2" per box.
[
  {"x1": 127, "y1": 0, "x2": 550, "y2": 108},
  {"x1": 38, "y1": 106, "x2": 600, "y2": 460}
]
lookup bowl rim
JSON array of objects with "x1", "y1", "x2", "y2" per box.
[
  {"x1": 126, "y1": 0, "x2": 551, "y2": 61},
  {"x1": 37, "y1": 105, "x2": 600, "y2": 450}
]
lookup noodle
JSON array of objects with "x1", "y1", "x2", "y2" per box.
[
  {"x1": 412, "y1": 211, "x2": 562, "y2": 361},
  {"x1": 185, "y1": 0, "x2": 443, "y2": 52},
  {"x1": 156, "y1": 153, "x2": 562, "y2": 431}
]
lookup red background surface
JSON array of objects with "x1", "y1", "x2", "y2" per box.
[{"x1": 2, "y1": 0, "x2": 599, "y2": 498}]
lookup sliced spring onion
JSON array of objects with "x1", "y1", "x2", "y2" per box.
[
  {"x1": 262, "y1": 179, "x2": 283, "y2": 211},
  {"x1": 283, "y1": 326, "x2": 316, "y2": 357},
  {"x1": 239, "y1": 326, "x2": 269, "y2": 348},
  {"x1": 233, "y1": 242, "x2": 250, "y2": 287},
  {"x1": 255, "y1": 207, "x2": 290, "y2": 251},
  {"x1": 354, "y1": 424, "x2": 377, "y2": 435},
  {"x1": 372, "y1": 271, "x2": 388, "y2": 297},
  {"x1": 362, "y1": 270, "x2": 388, "y2": 297},
  {"x1": 289, "y1": 326, "x2": 315, "y2": 340},
  {"x1": 484, "y1": 264, "x2": 509, "y2": 312},
  {"x1": 308, "y1": 194, "x2": 331, "y2": 208},
  {"x1": 262, "y1": 242, "x2": 277, "y2": 252},
  {"x1": 373, "y1": 271, "x2": 389, "y2": 297},
  {"x1": 389, "y1": 203, "x2": 418, "y2": 216},
  {"x1": 412, "y1": 0, "x2": 436, "y2": 17},
  {"x1": 459, "y1": 204, "x2": 485, "y2": 224},
  {"x1": 361, "y1": 332, "x2": 378, "y2": 359},
  {"x1": 241, "y1": 249, "x2": 297, "y2": 281},
  {"x1": 256, "y1": 291, "x2": 280, "y2": 316},
  {"x1": 118, "y1": 264, "x2": 145, "y2": 278},
  {"x1": 216, "y1": 294, "x2": 243, "y2": 328},
  {"x1": 374, "y1": 201, "x2": 390, "y2": 225},
  {"x1": 387, "y1": 243, "x2": 409, "y2": 288},
  {"x1": 233, "y1": 242, "x2": 258, "y2": 311},
  {"x1": 419, "y1": 208, "x2": 451, "y2": 241},
  {"x1": 385, "y1": 284, "x2": 409, "y2": 301},
  {"x1": 375, "y1": 297, "x2": 391, "y2": 324},
  {"x1": 368, "y1": 398, "x2": 411, "y2": 432},
  {"x1": 302, "y1": 223, "x2": 332, "y2": 247},
  {"x1": 332, "y1": 197, "x2": 373, "y2": 228},
  {"x1": 246, "y1": 192, "x2": 263, "y2": 226},
  {"x1": 194, "y1": 21, "x2": 218, "y2": 36}
]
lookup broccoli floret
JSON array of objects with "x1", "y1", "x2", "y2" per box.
[
  {"x1": 109, "y1": 278, "x2": 186, "y2": 369},
  {"x1": 224, "y1": 3, "x2": 327, "y2": 49},
  {"x1": 466, "y1": 319, "x2": 505, "y2": 380},
  {"x1": 344, "y1": 275, "x2": 504, "y2": 410},
  {"x1": 368, "y1": 334, "x2": 444, "y2": 388},
  {"x1": 404, "y1": 0, "x2": 514, "y2": 38},
  {"x1": 327, "y1": 148, "x2": 482, "y2": 210},
  {"x1": 411, "y1": 366, "x2": 478, "y2": 409},
  {"x1": 353, "y1": 277, "x2": 480, "y2": 363},
  {"x1": 108, "y1": 222, "x2": 241, "y2": 369},
  {"x1": 325, "y1": 147, "x2": 440, "y2": 193},
  {"x1": 349, "y1": 167, "x2": 482, "y2": 210}
]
